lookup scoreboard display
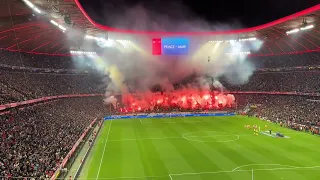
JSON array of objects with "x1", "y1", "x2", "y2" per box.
[{"x1": 152, "y1": 37, "x2": 190, "y2": 55}]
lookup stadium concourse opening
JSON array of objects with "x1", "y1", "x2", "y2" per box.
[{"x1": 0, "y1": 0, "x2": 320, "y2": 180}]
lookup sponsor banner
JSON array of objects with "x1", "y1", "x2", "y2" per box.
[{"x1": 104, "y1": 112, "x2": 235, "y2": 120}]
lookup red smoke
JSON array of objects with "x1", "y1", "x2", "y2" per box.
[{"x1": 118, "y1": 90, "x2": 235, "y2": 113}]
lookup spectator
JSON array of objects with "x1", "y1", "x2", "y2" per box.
[
  {"x1": 0, "y1": 97, "x2": 105, "y2": 179},
  {"x1": 235, "y1": 94, "x2": 320, "y2": 134},
  {"x1": 0, "y1": 71, "x2": 104, "y2": 104}
]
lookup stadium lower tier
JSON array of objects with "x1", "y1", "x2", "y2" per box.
[
  {"x1": 0, "y1": 97, "x2": 105, "y2": 179},
  {"x1": 1, "y1": 68, "x2": 320, "y2": 105},
  {"x1": 235, "y1": 94, "x2": 320, "y2": 124},
  {"x1": 1, "y1": 93, "x2": 319, "y2": 179},
  {"x1": 79, "y1": 116, "x2": 320, "y2": 180},
  {"x1": 0, "y1": 71, "x2": 103, "y2": 104}
]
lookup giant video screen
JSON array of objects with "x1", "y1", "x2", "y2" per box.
[{"x1": 152, "y1": 37, "x2": 190, "y2": 55}]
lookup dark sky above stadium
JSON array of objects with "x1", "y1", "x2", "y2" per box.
[{"x1": 79, "y1": 0, "x2": 319, "y2": 31}]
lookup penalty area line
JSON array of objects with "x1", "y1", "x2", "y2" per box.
[
  {"x1": 169, "y1": 174, "x2": 173, "y2": 180},
  {"x1": 95, "y1": 120, "x2": 113, "y2": 180},
  {"x1": 232, "y1": 164, "x2": 297, "y2": 172}
]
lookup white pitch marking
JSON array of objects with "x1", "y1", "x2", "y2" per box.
[
  {"x1": 169, "y1": 165, "x2": 320, "y2": 177},
  {"x1": 108, "y1": 136, "x2": 183, "y2": 142},
  {"x1": 232, "y1": 164, "x2": 297, "y2": 172},
  {"x1": 251, "y1": 169, "x2": 254, "y2": 180},
  {"x1": 181, "y1": 131, "x2": 241, "y2": 143},
  {"x1": 170, "y1": 169, "x2": 249, "y2": 176},
  {"x1": 187, "y1": 135, "x2": 240, "y2": 138},
  {"x1": 80, "y1": 175, "x2": 168, "y2": 179},
  {"x1": 108, "y1": 133, "x2": 254, "y2": 142},
  {"x1": 138, "y1": 118, "x2": 152, "y2": 124},
  {"x1": 95, "y1": 120, "x2": 113, "y2": 180},
  {"x1": 182, "y1": 134, "x2": 240, "y2": 143},
  {"x1": 253, "y1": 165, "x2": 320, "y2": 171}
]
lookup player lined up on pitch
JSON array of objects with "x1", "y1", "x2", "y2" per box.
[{"x1": 245, "y1": 124, "x2": 269, "y2": 135}]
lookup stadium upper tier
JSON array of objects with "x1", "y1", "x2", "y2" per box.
[
  {"x1": 1, "y1": 55, "x2": 319, "y2": 105},
  {"x1": 0, "y1": 71, "x2": 104, "y2": 104},
  {"x1": 0, "y1": 1, "x2": 319, "y2": 55},
  {"x1": 1, "y1": 49, "x2": 319, "y2": 70}
]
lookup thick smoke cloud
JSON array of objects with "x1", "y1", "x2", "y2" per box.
[
  {"x1": 104, "y1": 95, "x2": 118, "y2": 109},
  {"x1": 70, "y1": 1, "x2": 263, "y2": 107}
]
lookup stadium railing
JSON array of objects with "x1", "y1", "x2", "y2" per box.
[{"x1": 73, "y1": 120, "x2": 104, "y2": 179}]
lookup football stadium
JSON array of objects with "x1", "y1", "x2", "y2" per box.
[{"x1": 0, "y1": 0, "x2": 320, "y2": 180}]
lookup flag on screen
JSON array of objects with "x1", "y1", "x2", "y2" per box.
[{"x1": 152, "y1": 38, "x2": 161, "y2": 55}]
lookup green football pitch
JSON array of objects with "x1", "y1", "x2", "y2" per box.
[{"x1": 78, "y1": 116, "x2": 320, "y2": 180}]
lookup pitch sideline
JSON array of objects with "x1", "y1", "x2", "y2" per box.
[{"x1": 95, "y1": 120, "x2": 113, "y2": 180}]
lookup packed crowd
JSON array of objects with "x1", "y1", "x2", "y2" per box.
[
  {"x1": 0, "y1": 49, "x2": 319, "y2": 178},
  {"x1": 0, "y1": 71, "x2": 104, "y2": 104},
  {"x1": 249, "y1": 52, "x2": 320, "y2": 68},
  {"x1": 236, "y1": 94, "x2": 320, "y2": 133},
  {"x1": 223, "y1": 70, "x2": 320, "y2": 93},
  {"x1": 0, "y1": 50, "x2": 319, "y2": 104},
  {"x1": 1, "y1": 50, "x2": 319, "y2": 70},
  {"x1": 223, "y1": 52, "x2": 320, "y2": 93},
  {"x1": 0, "y1": 97, "x2": 105, "y2": 179},
  {"x1": 2, "y1": 69, "x2": 319, "y2": 105},
  {"x1": 0, "y1": 50, "x2": 75, "y2": 70}
]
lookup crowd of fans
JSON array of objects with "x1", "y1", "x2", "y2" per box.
[
  {"x1": 0, "y1": 50, "x2": 319, "y2": 105},
  {"x1": 0, "y1": 49, "x2": 319, "y2": 179},
  {"x1": 0, "y1": 97, "x2": 104, "y2": 179},
  {"x1": 223, "y1": 70, "x2": 320, "y2": 93},
  {"x1": 248, "y1": 52, "x2": 320, "y2": 68},
  {"x1": 1, "y1": 50, "x2": 319, "y2": 70},
  {"x1": 2, "y1": 69, "x2": 319, "y2": 105},
  {"x1": 236, "y1": 94, "x2": 320, "y2": 134},
  {"x1": 0, "y1": 71, "x2": 104, "y2": 104},
  {"x1": 0, "y1": 50, "x2": 76, "y2": 70}
]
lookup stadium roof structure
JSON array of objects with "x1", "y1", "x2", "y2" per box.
[{"x1": 0, "y1": 0, "x2": 319, "y2": 55}]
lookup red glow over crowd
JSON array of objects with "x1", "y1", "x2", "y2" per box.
[{"x1": 118, "y1": 90, "x2": 236, "y2": 113}]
